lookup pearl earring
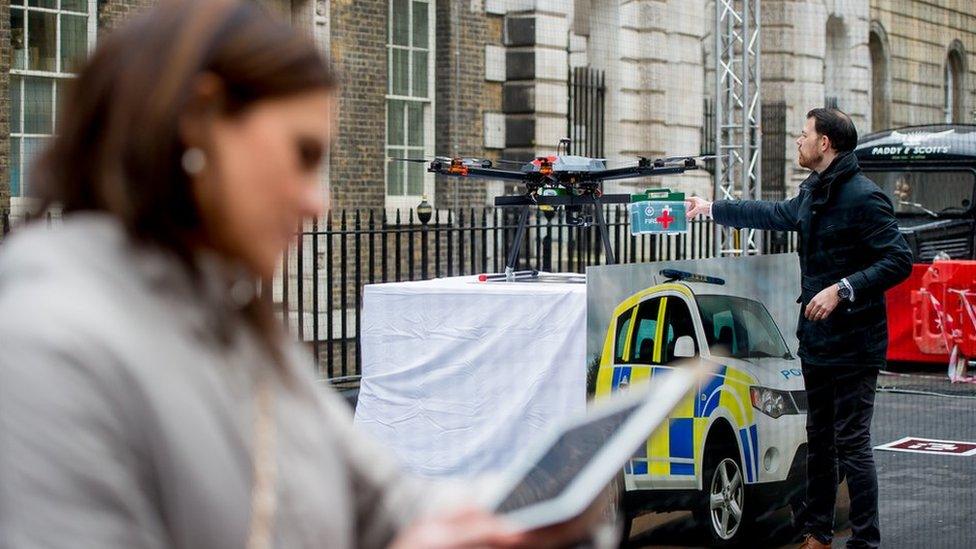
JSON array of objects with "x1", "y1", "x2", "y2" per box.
[{"x1": 181, "y1": 147, "x2": 207, "y2": 175}]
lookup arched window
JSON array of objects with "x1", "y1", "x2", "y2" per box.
[
  {"x1": 868, "y1": 23, "x2": 891, "y2": 131},
  {"x1": 945, "y1": 42, "x2": 967, "y2": 123},
  {"x1": 824, "y1": 16, "x2": 849, "y2": 110}
]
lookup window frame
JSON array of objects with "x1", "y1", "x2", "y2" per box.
[
  {"x1": 384, "y1": 0, "x2": 435, "y2": 212},
  {"x1": 9, "y1": 0, "x2": 97, "y2": 201}
]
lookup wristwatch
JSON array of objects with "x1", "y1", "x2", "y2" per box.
[{"x1": 836, "y1": 280, "x2": 853, "y2": 301}]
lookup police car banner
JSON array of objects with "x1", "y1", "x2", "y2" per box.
[
  {"x1": 586, "y1": 255, "x2": 803, "y2": 496},
  {"x1": 629, "y1": 189, "x2": 688, "y2": 235}
]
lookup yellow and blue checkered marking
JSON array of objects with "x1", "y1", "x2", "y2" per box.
[
  {"x1": 604, "y1": 362, "x2": 760, "y2": 484},
  {"x1": 596, "y1": 282, "x2": 763, "y2": 486}
]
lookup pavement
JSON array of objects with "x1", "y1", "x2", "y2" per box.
[{"x1": 625, "y1": 373, "x2": 976, "y2": 548}]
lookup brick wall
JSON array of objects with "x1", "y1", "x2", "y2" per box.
[
  {"x1": 434, "y1": 1, "x2": 501, "y2": 210},
  {"x1": 328, "y1": 0, "x2": 386, "y2": 211},
  {"x1": 97, "y1": 0, "x2": 156, "y2": 30}
]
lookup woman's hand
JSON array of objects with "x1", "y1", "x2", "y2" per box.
[
  {"x1": 390, "y1": 497, "x2": 614, "y2": 549},
  {"x1": 389, "y1": 508, "x2": 527, "y2": 549}
]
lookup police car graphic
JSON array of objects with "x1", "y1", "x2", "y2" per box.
[{"x1": 593, "y1": 270, "x2": 807, "y2": 545}]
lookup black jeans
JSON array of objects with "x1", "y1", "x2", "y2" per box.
[{"x1": 800, "y1": 364, "x2": 880, "y2": 548}]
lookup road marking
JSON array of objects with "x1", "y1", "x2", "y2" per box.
[{"x1": 875, "y1": 436, "x2": 976, "y2": 456}]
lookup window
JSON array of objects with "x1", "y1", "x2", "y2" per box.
[
  {"x1": 945, "y1": 42, "x2": 967, "y2": 124},
  {"x1": 9, "y1": 0, "x2": 95, "y2": 199},
  {"x1": 696, "y1": 295, "x2": 791, "y2": 360},
  {"x1": 628, "y1": 297, "x2": 663, "y2": 364},
  {"x1": 872, "y1": 170, "x2": 974, "y2": 217},
  {"x1": 661, "y1": 298, "x2": 698, "y2": 364},
  {"x1": 823, "y1": 16, "x2": 849, "y2": 111},
  {"x1": 386, "y1": 0, "x2": 433, "y2": 207},
  {"x1": 868, "y1": 24, "x2": 891, "y2": 132},
  {"x1": 613, "y1": 307, "x2": 634, "y2": 362}
]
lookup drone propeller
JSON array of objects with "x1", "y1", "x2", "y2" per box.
[
  {"x1": 390, "y1": 156, "x2": 494, "y2": 168},
  {"x1": 390, "y1": 157, "x2": 431, "y2": 163}
]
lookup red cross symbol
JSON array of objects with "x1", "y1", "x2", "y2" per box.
[{"x1": 656, "y1": 206, "x2": 675, "y2": 229}]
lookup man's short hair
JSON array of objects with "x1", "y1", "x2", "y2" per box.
[{"x1": 806, "y1": 107, "x2": 858, "y2": 152}]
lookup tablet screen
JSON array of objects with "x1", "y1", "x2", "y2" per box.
[{"x1": 494, "y1": 400, "x2": 642, "y2": 513}]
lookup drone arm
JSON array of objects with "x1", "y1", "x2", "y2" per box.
[
  {"x1": 465, "y1": 167, "x2": 532, "y2": 181},
  {"x1": 587, "y1": 165, "x2": 692, "y2": 182},
  {"x1": 427, "y1": 162, "x2": 528, "y2": 181}
]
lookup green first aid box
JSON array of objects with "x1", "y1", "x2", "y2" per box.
[{"x1": 628, "y1": 189, "x2": 688, "y2": 235}]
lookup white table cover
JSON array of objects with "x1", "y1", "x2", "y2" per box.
[{"x1": 354, "y1": 275, "x2": 587, "y2": 477}]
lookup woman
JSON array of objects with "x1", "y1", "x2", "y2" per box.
[{"x1": 0, "y1": 2, "x2": 599, "y2": 547}]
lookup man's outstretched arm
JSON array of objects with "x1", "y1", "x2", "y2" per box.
[{"x1": 686, "y1": 194, "x2": 802, "y2": 232}]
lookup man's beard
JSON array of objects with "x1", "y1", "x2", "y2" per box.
[{"x1": 798, "y1": 149, "x2": 822, "y2": 170}]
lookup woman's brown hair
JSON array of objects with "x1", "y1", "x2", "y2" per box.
[{"x1": 35, "y1": 0, "x2": 338, "y2": 368}]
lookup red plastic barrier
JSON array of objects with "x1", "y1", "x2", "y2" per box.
[{"x1": 888, "y1": 260, "x2": 976, "y2": 363}]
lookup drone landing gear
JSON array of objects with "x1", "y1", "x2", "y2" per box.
[{"x1": 496, "y1": 194, "x2": 629, "y2": 281}]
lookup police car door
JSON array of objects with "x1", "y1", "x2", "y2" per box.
[
  {"x1": 637, "y1": 292, "x2": 702, "y2": 490},
  {"x1": 609, "y1": 295, "x2": 663, "y2": 484}
]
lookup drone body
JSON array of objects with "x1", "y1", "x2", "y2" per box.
[{"x1": 392, "y1": 139, "x2": 709, "y2": 278}]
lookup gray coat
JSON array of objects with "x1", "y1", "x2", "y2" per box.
[{"x1": 0, "y1": 214, "x2": 436, "y2": 549}]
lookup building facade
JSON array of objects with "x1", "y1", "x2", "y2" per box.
[{"x1": 1, "y1": 0, "x2": 975, "y2": 221}]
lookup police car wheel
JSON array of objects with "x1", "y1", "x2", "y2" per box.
[{"x1": 695, "y1": 450, "x2": 750, "y2": 545}]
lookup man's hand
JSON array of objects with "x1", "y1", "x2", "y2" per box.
[
  {"x1": 804, "y1": 285, "x2": 841, "y2": 322},
  {"x1": 685, "y1": 197, "x2": 712, "y2": 219}
]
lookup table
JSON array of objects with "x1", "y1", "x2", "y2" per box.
[{"x1": 353, "y1": 275, "x2": 587, "y2": 477}]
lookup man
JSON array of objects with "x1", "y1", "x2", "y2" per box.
[{"x1": 685, "y1": 108, "x2": 912, "y2": 548}]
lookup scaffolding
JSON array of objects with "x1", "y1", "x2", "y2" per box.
[{"x1": 714, "y1": 0, "x2": 762, "y2": 255}]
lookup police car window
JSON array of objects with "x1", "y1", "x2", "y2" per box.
[
  {"x1": 663, "y1": 298, "x2": 697, "y2": 363},
  {"x1": 629, "y1": 297, "x2": 662, "y2": 364},
  {"x1": 613, "y1": 308, "x2": 634, "y2": 362},
  {"x1": 696, "y1": 295, "x2": 791, "y2": 360},
  {"x1": 871, "y1": 170, "x2": 975, "y2": 215}
]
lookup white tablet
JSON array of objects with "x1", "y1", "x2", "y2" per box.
[{"x1": 484, "y1": 362, "x2": 711, "y2": 531}]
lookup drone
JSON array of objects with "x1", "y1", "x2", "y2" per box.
[{"x1": 394, "y1": 138, "x2": 709, "y2": 280}]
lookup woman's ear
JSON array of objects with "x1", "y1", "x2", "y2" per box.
[{"x1": 178, "y1": 73, "x2": 226, "y2": 150}]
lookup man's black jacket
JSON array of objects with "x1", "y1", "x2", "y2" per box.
[{"x1": 712, "y1": 152, "x2": 913, "y2": 367}]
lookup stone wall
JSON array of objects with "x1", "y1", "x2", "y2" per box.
[
  {"x1": 871, "y1": 0, "x2": 976, "y2": 128},
  {"x1": 763, "y1": 0, "x2": 976, "y2": 193}
]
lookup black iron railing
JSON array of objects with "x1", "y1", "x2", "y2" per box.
[
  {"x1": 0, "y1": 207, "x2": 798, "y2": 380},
  {"x1": 277, "y1": 207, "x2": 798, "y2": 380},
  {"x1": 568, "y1": 67, "x2": 605, "y2": 158}
]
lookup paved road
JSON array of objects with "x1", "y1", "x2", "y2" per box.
[{"x1": 626, "y1": 388, "x2": 976, "y2": 548}]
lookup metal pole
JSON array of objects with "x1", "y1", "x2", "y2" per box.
[{"x1": 505, "y1": 205, "x2": 532, "y2": 280}]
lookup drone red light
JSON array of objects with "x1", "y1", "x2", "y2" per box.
[
  {"x1": 539, "y1": 159, "x2": 553, "y2": 176},
  {"x1": 449, "y1": 158, "x2": 469, "y2": 176}
]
